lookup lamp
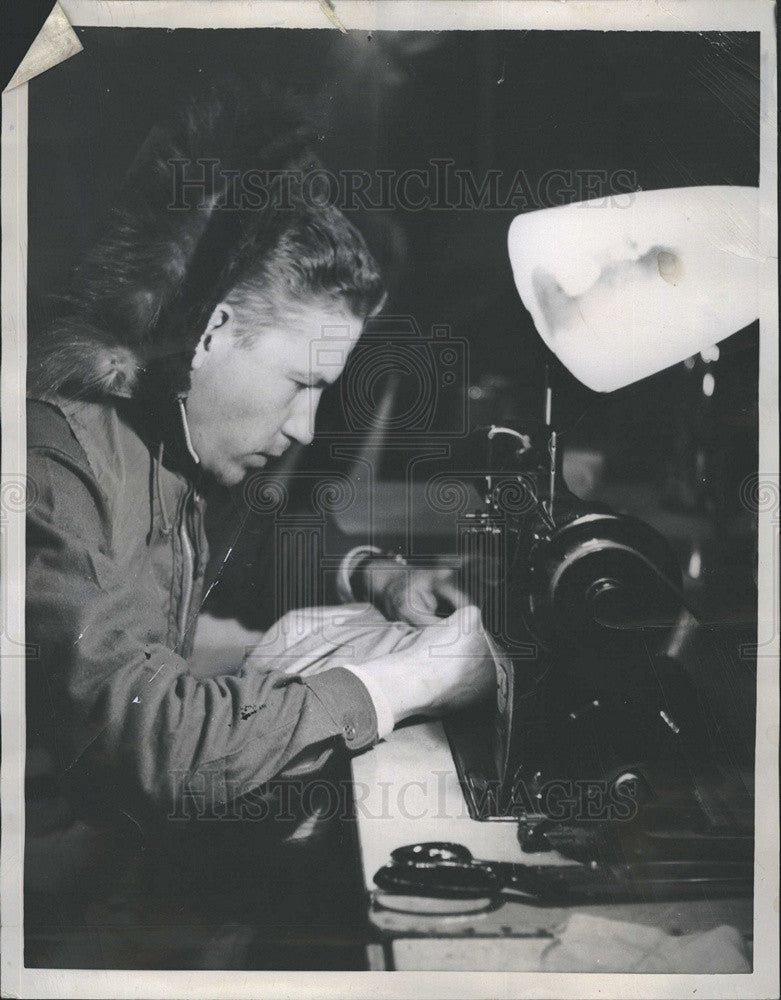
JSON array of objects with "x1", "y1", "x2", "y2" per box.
[{"x1": 508, "y1": 186, "x2": 760, "y2": 392}]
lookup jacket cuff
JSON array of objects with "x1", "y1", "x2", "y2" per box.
[{"x1": 303, "y1": 665, "x2": 379, "y2": 751}]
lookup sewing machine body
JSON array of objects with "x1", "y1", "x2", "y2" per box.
[{"x1": 446, "y1": 422, "x2": 753, "y2": 863}]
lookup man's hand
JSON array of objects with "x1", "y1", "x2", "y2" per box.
[
  {"x1": 357, "y1": 606, "x2": 495, "y2": 724},
  {"x1": 361, "y1": 559, "x2": 470, "y2": 626}
]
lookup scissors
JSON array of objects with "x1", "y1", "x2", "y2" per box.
[{"x1": 374, "y1": 841, "x2": 754, "y2": 906}]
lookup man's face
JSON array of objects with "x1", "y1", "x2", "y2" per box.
[{"x1": 186, "y1": 300, "x2": 362, "y2": 486}]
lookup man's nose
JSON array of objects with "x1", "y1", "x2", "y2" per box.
[{"x1": 282, "y1": 392, "x2": 318, "y2": 446}]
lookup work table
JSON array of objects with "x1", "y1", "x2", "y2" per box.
[{"x1": 351, "y1": 720, "x2": 753, "y2": 971}]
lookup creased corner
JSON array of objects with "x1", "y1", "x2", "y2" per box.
[
  {"x1": 3, "y1": 2, "x2": 83, "y2": 93},
  {"x1": 318, "y1": 0, "x2": 348, "y2": 34}
]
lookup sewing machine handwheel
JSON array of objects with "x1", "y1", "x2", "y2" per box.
[{"x1": 528, "y1": 512, "x2": 683, "y2": 644}]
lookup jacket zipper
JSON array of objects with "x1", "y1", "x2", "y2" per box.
[
  {"x1": 179, "y1": 524, "x2": 195, "y2": 643},
  {"x1": 178, "y1": 488, "x2": 198, "y2": 645}
]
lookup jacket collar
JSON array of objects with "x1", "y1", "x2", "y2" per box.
[{"x1": 125, "y1": 390, "x2": 205, "y2": 489}]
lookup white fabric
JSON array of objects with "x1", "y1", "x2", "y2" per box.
[
  {"x1": 243, "y1": 603, "x2": 422, "y2": 739},
  {"x1": 340, "y1": 663, "x2": 395, "y2": 739},
  {"x1": 335, "y1": 545, "x2": 408, "y2": 732},
  {"x1": 540, "y1": 914, "x2": 751, "y2": 973}
]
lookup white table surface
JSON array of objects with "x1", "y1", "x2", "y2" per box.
[
  {"x1": 350, "y1": 718, "x2": 754, "y2": 963},
  {"x1": 350, "y1": 719, "x2": 573, "y2": 886}
]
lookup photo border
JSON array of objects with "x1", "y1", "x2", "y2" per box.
[{"x1": 2, "y1": 3, "x2": 778, "y2": 998}]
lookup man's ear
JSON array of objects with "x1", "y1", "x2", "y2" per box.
[{"x1": 191, "y1": 303, "x2": 234, "y2": 370}]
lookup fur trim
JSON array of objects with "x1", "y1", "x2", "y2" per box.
[
  {"x1": 28, "y1": 322, "x2": 143, "y2": 399},
  {"x1": 30, "y1": 85, "x2": 312, "y2": 401}
]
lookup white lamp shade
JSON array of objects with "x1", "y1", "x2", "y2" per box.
[{"x1": 508, "y1": 186, "x2": 760, "y2": 392}]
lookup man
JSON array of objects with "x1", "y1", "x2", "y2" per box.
[{"x1": 25, "y1": 93, "x2": 492, "y2": 967}]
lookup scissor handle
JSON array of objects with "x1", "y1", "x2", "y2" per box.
[
  {"x1": 391, "y1": 841, "x2": 474, "y2": 865},
  {"x1": 375, "y1": 860, "x2": 502, "y2": 900}
]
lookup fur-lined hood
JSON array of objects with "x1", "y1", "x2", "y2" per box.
[{"x1": 28, "y1": 88, "x2": 313, "y2": 403}]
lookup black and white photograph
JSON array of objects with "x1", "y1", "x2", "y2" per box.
[{"x1": 1, "y1": 2, "x2": 778, "y2": 997}]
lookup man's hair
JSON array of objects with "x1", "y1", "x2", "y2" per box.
[
  {"x1": 30, "y1": 88, "x2": 385, "y2": 400},
  {"x1": 188, "y1": 167, "x2": 385, "y2": 347}
]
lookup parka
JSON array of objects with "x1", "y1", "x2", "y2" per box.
[
  {"x1": 25, "y1": 390, "x2": 379, "y2": 836},
  {"x1": 24, "y1": 94, "x2": 385, "y2": 915}
]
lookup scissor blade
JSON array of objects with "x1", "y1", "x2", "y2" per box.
[{"x1": 501, "y1": 860, "x2": 755, "y2": 904}]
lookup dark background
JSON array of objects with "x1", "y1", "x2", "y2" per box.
[
  {"x1": 27, "y1": 29, "x2": 760, "y2": 650},
  {"x1": 28, "y1": 28, "x2": 760, "y2": 356}
]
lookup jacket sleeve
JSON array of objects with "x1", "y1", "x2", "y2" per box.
[{"x1": 26, "y1": 440, "x2": 379, "y2": 815}]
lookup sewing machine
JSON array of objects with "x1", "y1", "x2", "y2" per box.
[{"x1": 446, "y1": 187, "x2": 759, "y2": 868}]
